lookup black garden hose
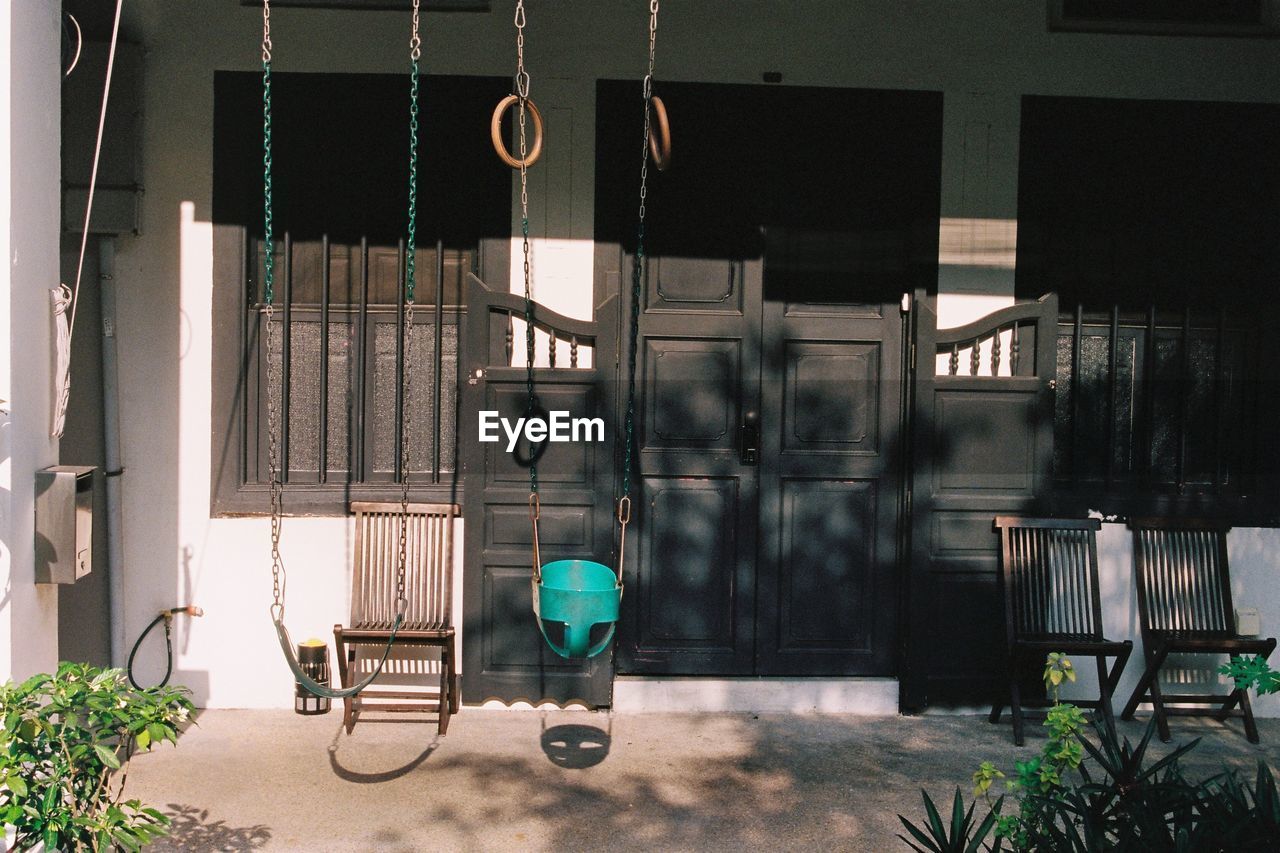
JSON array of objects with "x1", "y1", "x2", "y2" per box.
[{"x1": 127, "y1": 605, "x2": 202, "y2": 689}]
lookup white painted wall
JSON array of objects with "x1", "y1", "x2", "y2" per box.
[
  {"x1": 0, "y1": 0, "x2": 62, "y2": 682},
  {"x1": 105, "y1": 1, "x2": 1280, "y2": 708},
  {"x1": 1059, "y1": 524, "x2": 1280, "y2": 719}
]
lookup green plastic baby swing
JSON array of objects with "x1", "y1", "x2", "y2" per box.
[{"x1": 497, "y1": 0, "x2": 669, "y2": 659}]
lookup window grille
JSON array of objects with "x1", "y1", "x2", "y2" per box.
[
  {"x1": 1052, "y1": 304, "x2": 1272, "y2": 520},
  {"x1": 241, "y1": 232, "x2": 470, "y2": 502}
]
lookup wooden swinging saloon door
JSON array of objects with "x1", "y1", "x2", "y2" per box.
[
  {"x1": 900, "y1": 292, "x2": 1059, "y2": 710},
  {"x1": 617, "y1": 230, "x2": 906, "y2": 676},
  {"x1": 460, "y1": 274, "x2": 620, "y2": 707}
]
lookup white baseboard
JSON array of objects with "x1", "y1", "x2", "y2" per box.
[{"x1": 611, "y1": 676, "x2": 899, "y2": 714}]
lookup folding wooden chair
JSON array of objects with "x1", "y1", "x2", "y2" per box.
[
  {"x1": 989, "y1": 517, "x2": 1133, "y2": 745},
  {"x1": 1120, "y1": 518, "x2": 1276, "y2": 744},
  {"x1": 333, "y1": 502, "x2": 459, "y2": 734}
]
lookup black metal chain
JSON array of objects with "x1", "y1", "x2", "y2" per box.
[
  {"x1": 621, "y1": 0, "x2": 660, "y2": 503},
  {"x1": 514, "y1": 0, "x2": 538, "y2": 499}
]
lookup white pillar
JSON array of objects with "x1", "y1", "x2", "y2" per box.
[{"x1": 0, "y1": 0, "x2": 63, "y2": 681}]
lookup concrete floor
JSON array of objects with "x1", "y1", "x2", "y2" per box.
[{"x1": 126, "y1": 709, "x2": 1280, "y2": 852}]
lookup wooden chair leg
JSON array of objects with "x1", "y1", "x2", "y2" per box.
[
  {"x1": 1107, "y1": 643, "x2": 1132, "y2": 697},
  {"x1": 1121, "y1": 645, "x2": 1168, "y2": 722},
  {"x1": 437, "y1": 643, "x2": 450, "y2": 736},
  {"x1": 1095, "y1": 654, "x2": 1117, "y2": 736},
  {"x1": 333, "y1": 626, "x2": 355, "y2": 733},
  {"x1": 1010, "y1": 678, "x2": 1026, "y2": 747},
  {"x1": 1239, "y1": 685, "x2": 1260, "y2": 744},
  {"x1": 1217, "y1": 661, "x2": 1244, "y2": 721},
  {"x1": 332, "y1": 626, "x2": 349, "y2": 686},
  {"x1": 1147, "y1": 676, "x2": 1172, "y2": 743},
  {"x1": 448, "y1": 635, "x2": 459, "y2": 714}
]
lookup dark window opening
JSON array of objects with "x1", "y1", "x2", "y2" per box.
[
  {"x1": 1017, "y1": 96, "x2": 1280, "y2": 523},
  {"x1": 1052, "y1": 307, "x2": 1265, "y2": 517},
  {"x1": 212, "y1": 71, "x2": 511, "y2": 514}
]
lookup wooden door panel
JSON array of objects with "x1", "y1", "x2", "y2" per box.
[
  {"x1": 479, "y1": 560, "x2": 586, "y2": 673},
  {"x1": 483, "y1": 502, "x2": 594, "y2": 552},
  {"x1": 925, "y1": 573, "x2": 1006, "y2": 700},
  {"x1": 631, "y1": 477, "x2": 744, "y2": 658},
  {"x1": 933, "y1": 391, "x2": 1039, "y2": 496},
  {"x1": 783, "y1": 341, "x2": 881, "y2": 452},
  {"x1": 756, "y1": 226, "x2": 904, "y2": 677},
  {"x1": 775, "y1": 478, "x2": 879, "y2": 653},
  {"x1": 484, "y1": 382, "x2": 598, "y2": 488},
  {"x1": 759, "y1": 340, "x2": 902, "y2": 668},
  {"x1": 646, "y1": 257, "x2": 743, "y2": 314},
  {"x1": 783, "y1": 302, "x2": 887, "y2": 319},
  {"x1": 929, "y1": 510, "x2": 1006, "y2": 571},
  {"x1": 643, "y1": 338, "x2": 740, "y2": 450}
]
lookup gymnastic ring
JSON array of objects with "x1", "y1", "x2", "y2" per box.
[
  {"x1": 648, "y1": 95, "x2": 671, "y2": 171},
  {"x1": 491, "y1": 94, "x2": 545, "y2": 169}
]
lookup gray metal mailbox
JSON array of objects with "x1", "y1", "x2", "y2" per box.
[{"x1": 35, "y1": 465, "x2": 95, "y2": 584}]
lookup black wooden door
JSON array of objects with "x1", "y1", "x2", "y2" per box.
[
  {"x1": 755, "y1": 230, "x2": 904, "y2": 676},
  {"x1": 618, "y1": 238, "x2": 905, "y2": 676},
  {"x1": 620, "y1": 257, "x2": 763, "y2": 674}
]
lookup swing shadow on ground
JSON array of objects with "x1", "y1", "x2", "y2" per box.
[
  {"x1": 327, "y1": 723, "x2": 441, "y2": 783},
  {"x1": 539, "y1": 722, "x2": 612, "y2": 769}
]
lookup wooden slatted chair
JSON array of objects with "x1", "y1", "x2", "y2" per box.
[
  {"x1": 1120, "y1": 518, "x2": 1276, "y2": 744},
  {"x1": 990, "y1": 517, "x2": 1133, "y2": 745},
  {"x1": 333, "y1": 502, "x2": 459, "y2": 734}
]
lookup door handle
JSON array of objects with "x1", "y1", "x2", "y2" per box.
[{"x1": 739, "y1": 409, "x2": 759, "y2": 465}]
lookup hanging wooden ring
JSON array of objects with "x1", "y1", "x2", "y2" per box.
[
  {"x1": 648, "y1": 95, "x2": 671, "y2": 171},
  {"x1": 491, "y1": 94, "x2": 545, "y2": 169}
]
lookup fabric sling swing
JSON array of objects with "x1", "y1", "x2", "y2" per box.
[
  {"x1": 493, "y1": 0, "x2": 669, "y2": 658},
  {"x1": 260, "y1": 0, "x2": 426, "y2": 698}
]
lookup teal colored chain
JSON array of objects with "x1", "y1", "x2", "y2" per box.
[
  {"x1": 405, "y1": 1, "x2": 420, "y2": 305},
  {"x1": 395, "y1": 0, "x2": 422, "y2": 607},
  {"x1": 261, "y1": 0, "x2": 287, "y2": 620},
  {"x1": 621, "y1": 0, "x2": 660, "y2": 501}
]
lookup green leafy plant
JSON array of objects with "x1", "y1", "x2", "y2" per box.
[
  {"x1": 1220, "y1": 655, "x2": 1280, "y2": 696},
  {"x1": 0, "y1": 662, "x2": 194, "y2": 851},
  {"x1": 897, "y1": 787, "x2": 1004, "y2": 853},
  {"x1": 1043, "y1": 652, "x2": 1076, "y2": 692},
  {"x1": 971, "y1": 655, "x2": 1088, "y2": 847},
  {"x1": 903, "y1": 652, "x2": 1280, "y2": 851}
]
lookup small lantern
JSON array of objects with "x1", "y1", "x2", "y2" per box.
[{"x1": 295, "y1": 639, "x2": 331, "y2": 715}]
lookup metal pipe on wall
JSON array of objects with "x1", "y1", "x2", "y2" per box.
[{"x1": 99, "y1": 236, "x2": 127, "y2": 666}]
